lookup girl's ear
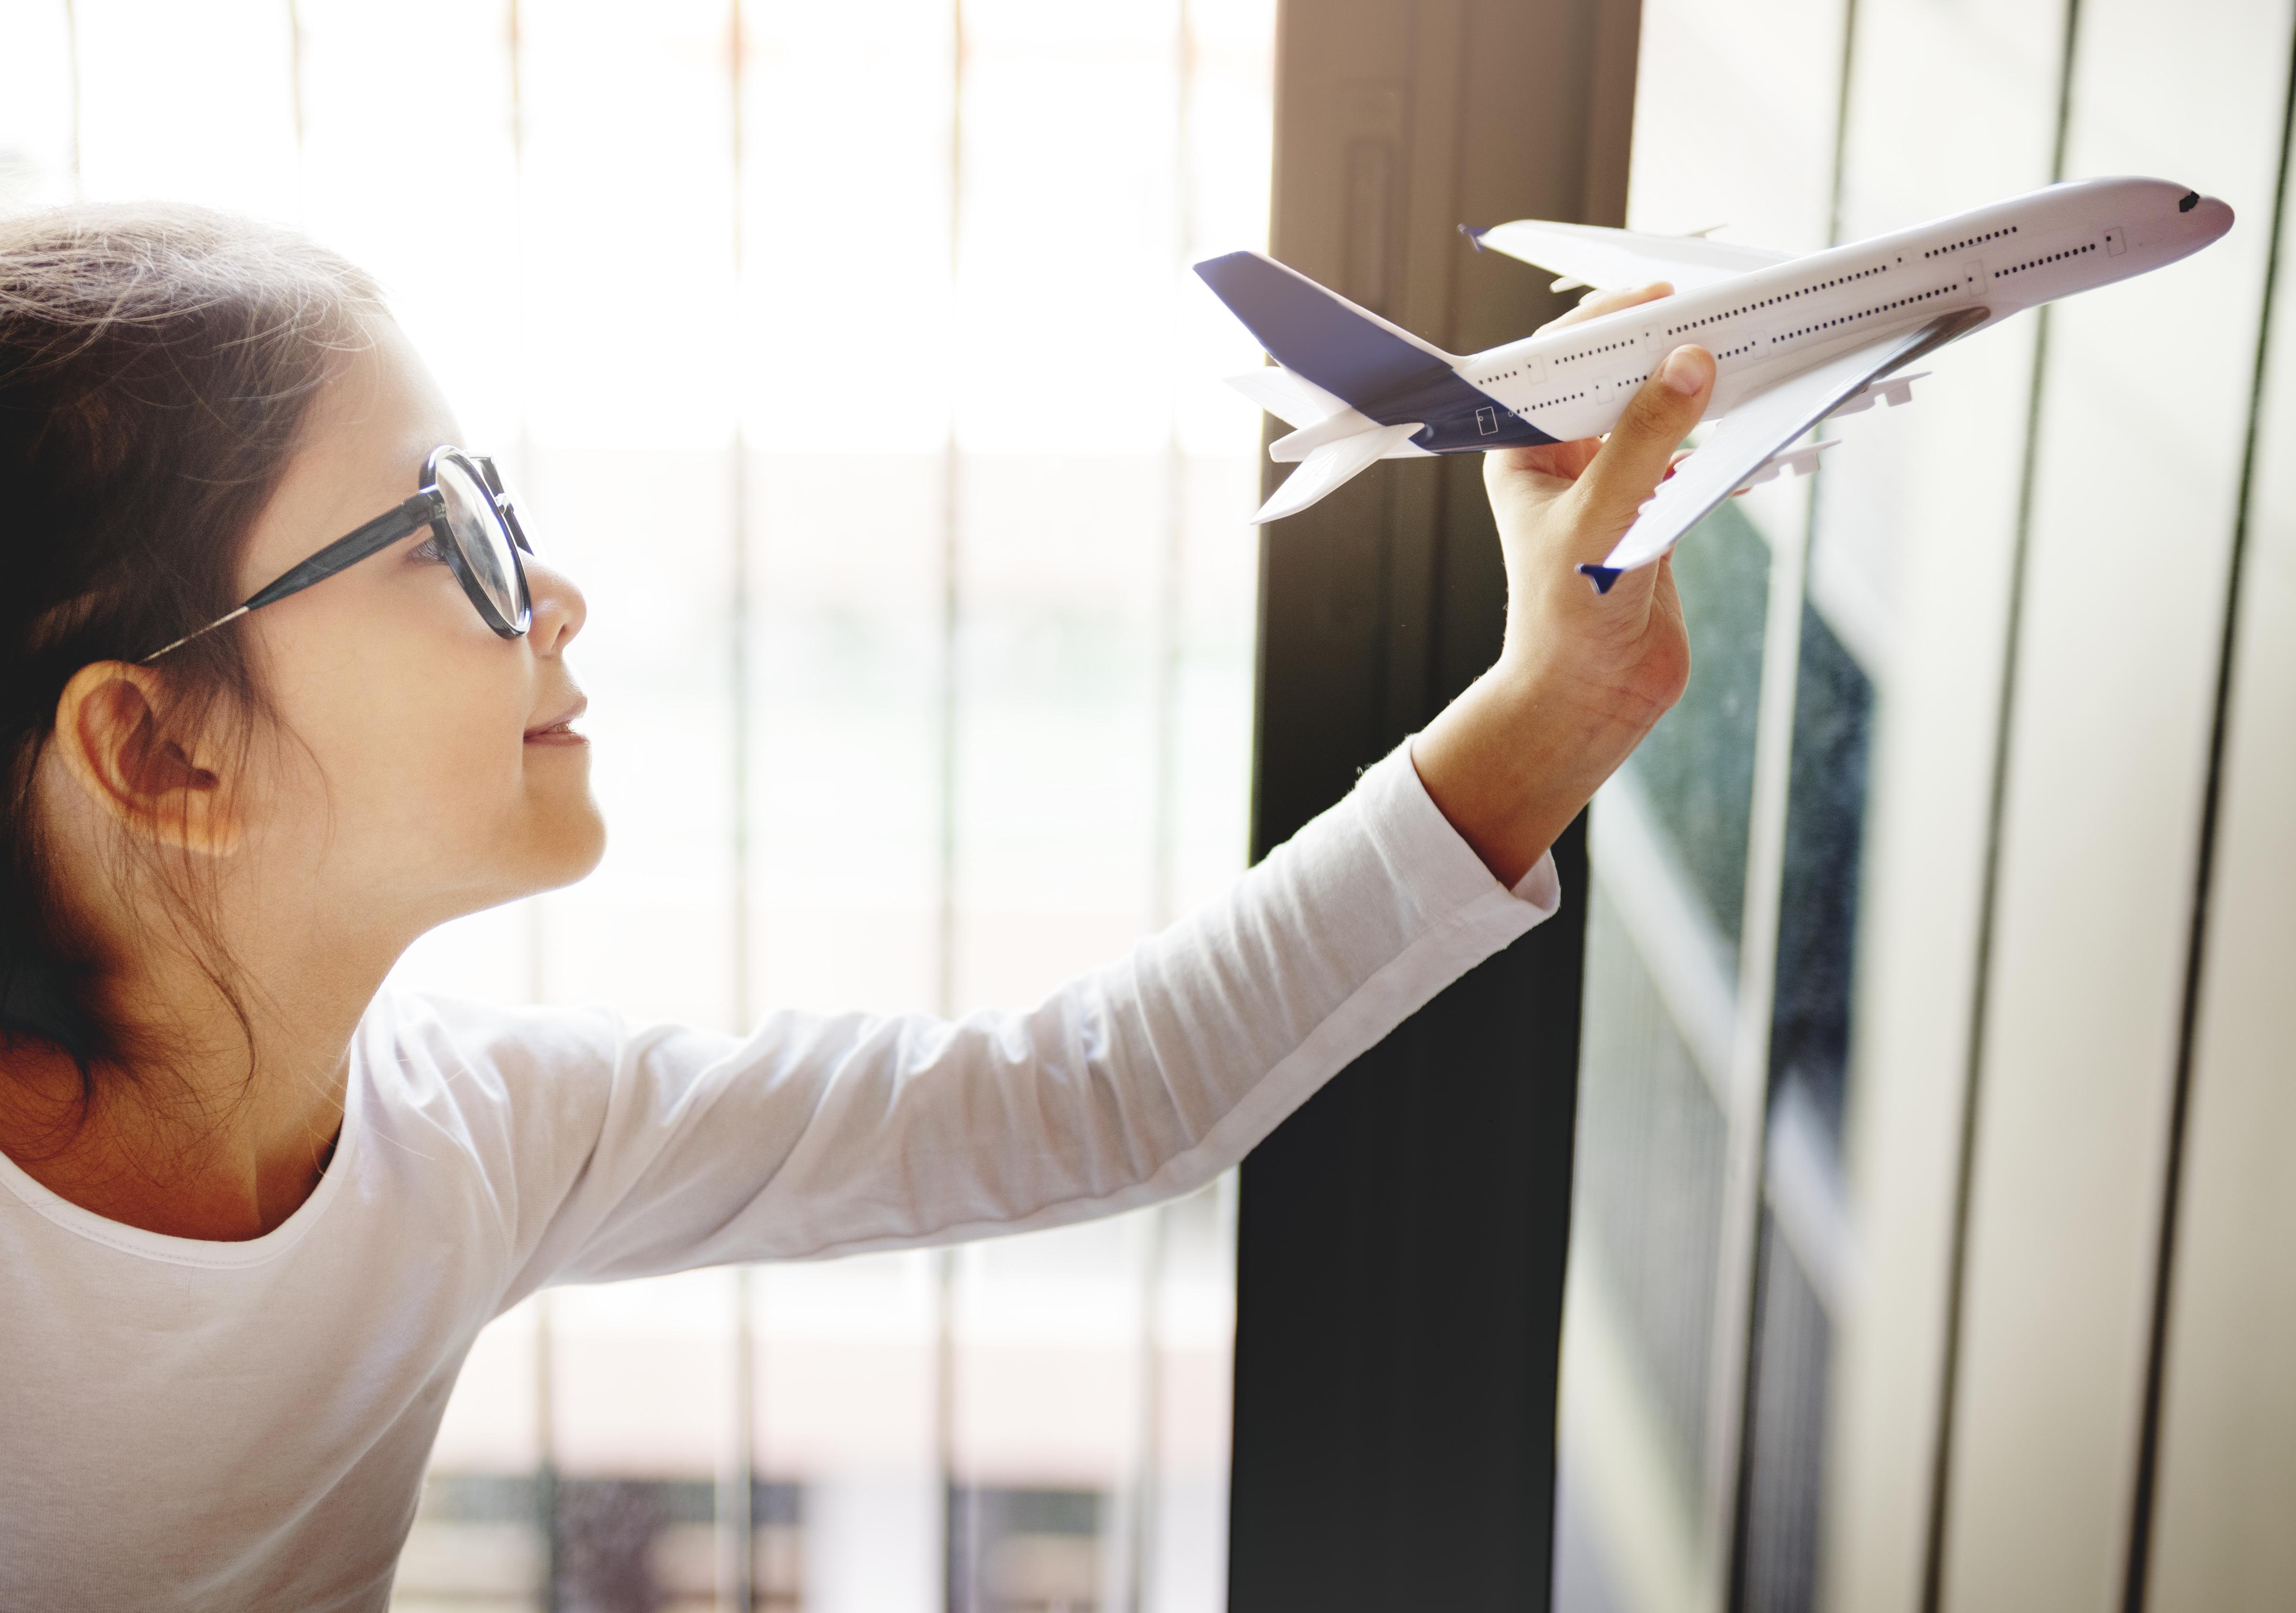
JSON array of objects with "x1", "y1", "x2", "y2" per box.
[{"x1": 50, "y1": 663, "x2": 244, "y2": 857}]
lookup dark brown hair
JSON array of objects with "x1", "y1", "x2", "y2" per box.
[{"x1": 0, "y1": 203, "x2": 383, "y2": 1079}]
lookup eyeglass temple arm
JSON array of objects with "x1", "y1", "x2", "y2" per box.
[
  {"x1": 242, "y1": 492, "x2": 443, "y2": 612},
  {"x1": 140, "y1": 492, "x2": 441, "y2": 663}
]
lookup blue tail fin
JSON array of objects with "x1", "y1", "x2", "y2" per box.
[
  {"x1": 1578, "y1": 563, "x2": 1624, "y2": 594},
  {"x1": 1194, "y1": 252, "x2": 1452, "y2": 415}
]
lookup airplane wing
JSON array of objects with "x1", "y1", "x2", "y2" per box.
[
  {"x1": 1466, "y1": 219, "x2": 1797, "y2": 293},
  {"x1": 1581, "y1": 308, "x2": 1988, "y2": 592}
]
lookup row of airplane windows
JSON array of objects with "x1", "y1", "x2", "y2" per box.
[
  {"x1": 1488, "y1": 221, "x2": 2101, "y2": 415},
  {"x1": 1924, "y1": 223, "x2": 2021, "y2": 259},
  {"x1": 1507, "y1": 230, "x2": 2006, "y2": 399},
  {"x1": 1506, "y1": 263, "x2": 1962, "y2": 404},
  {"x1": 1534, "y1": 222, "x2": 2038, "y2": 382},
  {"x1": 1996, "y1": 242, "x2": 2100, "y2": 277},
  {"x1": 1663, "y1": 262, "x2": 1896, "y2": 338},
  {"x1": 1508, "y1": 386, "x2": 1592, "y2": 412},
  {"x1": 1772, "y1": 281, "x2": 1958, "y2": 343},
  {"x1": 1478, "y1": 335, "x2": 1630, "y2": 388},
  {"x1": 1557, "y1": 339, "x2": 1637, "y2": 367},
  {"x1": 1503, "y1": 365, "x2": 1656, "y2": 420},
  {"x1": 1538, "y1": 250, "x2": 1947, "y2": 378}
]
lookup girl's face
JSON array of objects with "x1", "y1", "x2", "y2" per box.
[{"x1": 229, "y1": 320, "x2": 604, "y2": 937}]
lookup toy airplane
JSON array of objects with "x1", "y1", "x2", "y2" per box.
[{"x1": 1195, "y1": 177, "x2": 2232, "y2": 591}]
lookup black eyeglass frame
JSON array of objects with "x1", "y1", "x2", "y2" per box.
[{"x1": 140, "y1": 447, "x2": 535, "y2": 663}]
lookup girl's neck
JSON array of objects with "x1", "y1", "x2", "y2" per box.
[{"x1": 0, "y1": 928, "x2": 385, "y2": 1241}]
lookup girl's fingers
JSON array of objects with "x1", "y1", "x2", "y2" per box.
[
  {"x1": 1487, "y1": 437, "x2": 1601, "y2": 492},
  {"x1": 1565, "y1": 345, "x2": 1716, "y2": 557}
]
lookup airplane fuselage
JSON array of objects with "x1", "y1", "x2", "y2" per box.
[{"x1": 1409, "y1": 177, "x2": 2231, "y2": 452}]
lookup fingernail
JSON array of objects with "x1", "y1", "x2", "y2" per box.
[{"x1": 1661, "y1": 347, "x2": 1706, "y2": 396}]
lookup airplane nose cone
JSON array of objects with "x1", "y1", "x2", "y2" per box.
[
  {"x1": 2172, "y1": 186, "x2": 2235, "y2": 238},
  {"x1": 2187, "y1": 195, "x2": 2236, "y2": 242}
]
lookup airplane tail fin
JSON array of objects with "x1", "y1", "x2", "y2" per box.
[{"x1": 1195, "y1": 251, "x2": 1456, "y2": 415}]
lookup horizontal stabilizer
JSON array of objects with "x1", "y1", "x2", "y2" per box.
[
  {"x1": 1254, "y1": 422, "x2": 1423, "y2": 523},
  {"x1": 1271, "y1": 406, "x2": 1384, "y2": 462},
  {"x1": 1224, "y1": 366, "x2": 1354, "y2": 430}
]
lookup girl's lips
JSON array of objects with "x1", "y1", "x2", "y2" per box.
[{"x1": 524, "y1": 696, "x2": 588, "y2": 746}]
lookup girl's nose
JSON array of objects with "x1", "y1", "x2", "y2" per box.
[{"x1": 523, "y1": 555, "x2": 586, "y2": 655}]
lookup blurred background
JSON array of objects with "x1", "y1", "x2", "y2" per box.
[
  {"x1": 5, "y1": 0, "x2": 2294, "y2": 1611},
  {"x1": 3, "y1": 2, "x2": 1272, "y2": 1609}
]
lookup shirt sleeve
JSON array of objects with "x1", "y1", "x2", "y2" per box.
[{"x1": 420, "y1": 741, "x2": 1562, "y2": 1299}]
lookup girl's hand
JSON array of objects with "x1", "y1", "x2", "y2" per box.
[{"x1": 1411, "y1": 282, "x2": 1715, "y2": 886}]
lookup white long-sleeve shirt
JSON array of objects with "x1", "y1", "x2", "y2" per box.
[{"x1": 0, "y1": 746, "x2": 1559, "y2": 1611}]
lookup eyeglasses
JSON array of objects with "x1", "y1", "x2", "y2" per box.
[{"x1": 141, "y1": 447, "x2": 535, "y2": 663}]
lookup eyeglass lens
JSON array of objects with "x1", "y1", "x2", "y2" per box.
[{"x1": 433, "y1": 456, "x2": 527, "y2": 629}]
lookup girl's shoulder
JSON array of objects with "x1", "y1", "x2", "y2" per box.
[
  {"x1": 360, "y1": 986, "x2": 631, "y2": 1082},
  {"x1": 351, "y1": 988, "x2": 633, "y2": 1156},
  {"x1": 349, "y1": 988, "x2": 762, "y2": 1168}
]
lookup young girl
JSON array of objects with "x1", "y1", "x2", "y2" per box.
[{"x1": 0, "y1": 204, "x2": 1709, "y2": 1609}]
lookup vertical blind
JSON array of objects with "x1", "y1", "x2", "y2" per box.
[
  {"x1": 0, "y1": 1, "x2": 1276, "y2": 1608},
  {"x1": 1555, "y1": 1, "x2": 2296, "y2": 1609}
]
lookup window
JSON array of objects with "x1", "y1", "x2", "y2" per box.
[{"x1": 2, "y1": 1, "x2": 1275, "y2": 1608}]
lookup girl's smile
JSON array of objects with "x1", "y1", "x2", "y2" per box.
[{"x1": 523, "y1": 696, "x2": 589, "y2": 747}]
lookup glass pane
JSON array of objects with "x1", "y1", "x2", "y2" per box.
[
  {"x1": 1559, "y1": 502, "x2": 1772, "y2": 1610},
  {"x1": 1618, "y1": 499, "x2": 1774, "y2": 956},
  {"x1": 1770, "y1": 603, "x2": 1876, "y2": 1145},
  {"x1": 1735, "y1": 599, "x2": 1872, "y2": 1609},
  {"x1": 1577, "y1": 883, "x2": 1729, "y2": 1499},
  {"x1": 1737, "y1": 1211, "x2": 1831, "y2": 1613}
]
